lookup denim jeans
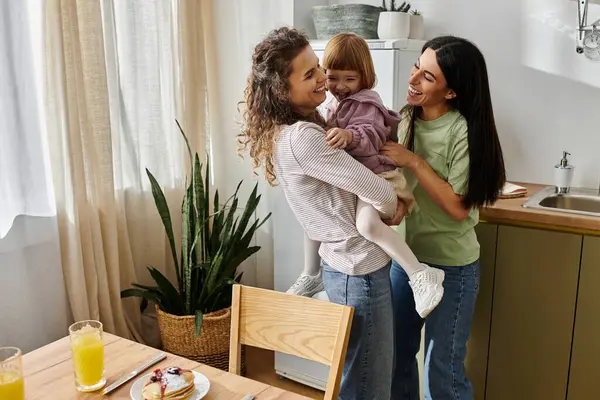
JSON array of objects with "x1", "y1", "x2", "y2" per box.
[
  {"x1": 322, "y1": 261, "x2": 394, "y2": 400},
  {"x1": 390, "y1": 260, "x2": 480, "y2": 400}
]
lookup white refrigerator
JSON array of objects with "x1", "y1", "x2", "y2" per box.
[{"x1": 273, "y1": 38, "x2": 426, "y2": 390}]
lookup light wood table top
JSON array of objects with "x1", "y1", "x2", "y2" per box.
[{"x1": 21, "y1": 333, "x2": 310, "y2": 400}]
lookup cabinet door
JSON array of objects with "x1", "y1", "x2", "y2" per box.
[
  {"x1": 466, "y1": 223, "x2": 498, "y2": 400},
  {"x1": 486, "y1": 226, "x2": 581, "y2": 400},
  {"x1": 567, "y1": 236, "x2": 600, "y2": 400}
]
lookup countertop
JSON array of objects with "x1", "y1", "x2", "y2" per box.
[{"x1": 480, "y1": 182, "x2": 600, "y2": 235}]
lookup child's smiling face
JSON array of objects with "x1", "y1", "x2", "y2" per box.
[{"x1": 325, "y1": 70, "x2": 362, "y2": 101}]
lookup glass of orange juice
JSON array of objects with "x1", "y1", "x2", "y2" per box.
[
  {"x1": 69, "y1": 320, "x2": 106, "y2": 392},
  {"x1": 0, "y1": 347, "x2": 24, "y2": 400}
]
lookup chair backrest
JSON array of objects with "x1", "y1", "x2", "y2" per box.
[{"x1": 229, "y1": 284, "x2": 354, "y2": 400}]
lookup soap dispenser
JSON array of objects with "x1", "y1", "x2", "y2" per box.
[{"x1": 554, "y1": 151, "x2": 574, "y2": 194}]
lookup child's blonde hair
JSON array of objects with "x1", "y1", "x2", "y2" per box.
[{"x1": 322, "y1": 33, "x2": 376, "y2": 90}]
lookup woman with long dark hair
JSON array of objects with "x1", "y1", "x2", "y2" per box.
[{"x1": 382, "y1": 36, "x2": 506, "y2": 399}]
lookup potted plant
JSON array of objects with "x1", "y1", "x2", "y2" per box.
[
  {"x1": 378, "y1": 0, "x2": 411, "y2": 40},
  {"x1": 409, "y1": 10, "x2": 425, "y2": 40},
  {"x1": 121, "y1": 122, "x2": 270, "y2": 371}
]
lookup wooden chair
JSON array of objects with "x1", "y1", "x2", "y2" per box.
[{"x1": 229, "y1": 284, "x2": 354, "y2": 400}]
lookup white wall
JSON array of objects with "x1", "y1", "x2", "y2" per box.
[
  {"x1": 324, "y1": 0, "x2": 600, "y2": 188},
  {"x1": 0, "y1": 216, "x2": 71, "y2": 353}
]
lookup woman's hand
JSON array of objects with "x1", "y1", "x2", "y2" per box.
[
  {"x1": 383, "y1": 142, "x2": 470, "y2": 221},
  {"x1": 383, "y1": 141, "x2": 470, "y2": 220},
  {"x1": 381, "y1": 141, "x2": 418, "y2": 169},
  {"x1": 382, "y1": 198, "x2": 407, "y2": 226}
]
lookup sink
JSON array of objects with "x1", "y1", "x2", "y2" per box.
[{"x1": 523, "y1": 187, "x2": 600, "y2": 217}]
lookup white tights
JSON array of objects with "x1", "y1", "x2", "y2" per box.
[{"x1": 302, "y1": 199, "x2": 424, "y2": 277}]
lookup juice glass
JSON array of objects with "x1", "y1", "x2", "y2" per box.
[
  {"x1": 69, "y1": 320, "x2": 106, "y2": 392},
  {"x1": 0, "y1": 347, "x2": 24, "y2": 400}
]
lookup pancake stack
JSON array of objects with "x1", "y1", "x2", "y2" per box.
[{"x1": 142, "y1": 367, "x2": 195, "y2": 400}]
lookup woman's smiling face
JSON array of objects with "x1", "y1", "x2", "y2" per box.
[
  {"x1": 288, "y1": 45, "x2": 327, "y2": 115},
  {"x1": 406, "y1": 48, "x2": 455, "y2": 107}
]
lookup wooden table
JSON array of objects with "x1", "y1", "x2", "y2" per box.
[{"x1": 21, "y1": 333, "x2": 310, "y2": 399}]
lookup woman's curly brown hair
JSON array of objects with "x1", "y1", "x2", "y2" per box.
[{"x1": 238, "y1": 27, "x2": 323, "y2": 185}]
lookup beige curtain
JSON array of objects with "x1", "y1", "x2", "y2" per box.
[{"x1": 44, "y1": 0, "x2": 212, "y2": 342}]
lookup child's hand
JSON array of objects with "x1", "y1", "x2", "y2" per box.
[{"x1": 326, "y1": 128, "x2": 353, "y2": 149}]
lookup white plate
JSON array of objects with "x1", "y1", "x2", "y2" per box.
[{"x1": 130, "y1": 370, "x2": 210, "y2": 400}]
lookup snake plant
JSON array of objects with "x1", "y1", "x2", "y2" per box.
[{"x1": 121, "y1": 121, "x2": 270, "y2": 336}]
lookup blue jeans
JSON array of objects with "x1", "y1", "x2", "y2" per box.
[
  {"x1": 391, "y1": 260, "x2": 480, "y2": 400},
  {"x1": 322, "y1": 261, "x2": 394, "y2": 400}
]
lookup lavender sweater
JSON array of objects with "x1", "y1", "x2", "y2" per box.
[{"x1": 325, "y1": 89, "x2": 401, "y2": 174}]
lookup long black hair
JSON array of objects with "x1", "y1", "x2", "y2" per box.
[{"x1": 403, "y1": 36, "x2": 506, "y2": 208}]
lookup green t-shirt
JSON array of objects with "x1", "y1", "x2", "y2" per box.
[{"x1": 398, "y1": 110, "x2": 480, "y2": 266}]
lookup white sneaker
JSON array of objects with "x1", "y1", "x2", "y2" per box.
[
  {"x1": 286, "y1": 270, "x2": 324, "y2": 297},
  {"x1": 409, "y1": 265, "x2": 445, "y2": 318}
]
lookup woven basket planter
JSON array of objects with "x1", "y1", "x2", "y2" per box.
[
  {"x1": 311, "y1": 4, "x2": 381, "y2": 40},
  {"x1": 155, "y1": 305, "x2": 245, "y2": 374}
]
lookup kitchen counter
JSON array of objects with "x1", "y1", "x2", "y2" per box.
[
  {"x1": 480, "y1": 182, "x2": 600, "y2": 235},
  {"x1": 473, "y1": 185, "x2": 600, "y2": 400}
]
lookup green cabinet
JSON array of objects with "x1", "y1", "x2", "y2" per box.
[
  {"x1": 466, "y1": 223, "x2": 498, "y2": 400},
  {"x1": 485, "y1": 226, "x2": 582, "y2": 400},
  {"x1": 567, "y1": 236, "x2": 600, "y2": 400}
]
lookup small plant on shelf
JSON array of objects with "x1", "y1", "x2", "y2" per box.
[{"x1": 380, "y1": 0, "x2": 411, "y2": 13}]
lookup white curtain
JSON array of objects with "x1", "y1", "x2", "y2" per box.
[
  {"x1": 0, "y1": 0, "x2": 71, "y2": 353},
  {"x1": 1, "y1": 0, "x2": 212, "y2": 349},
  {"x1": 44, "y1": 0, "x2": 211, "y2": 343},
  {"x1": 1, "y1": 0, "x2": 255, "y2": 350},
  {"x1": 0, "y1": 0, "x2": 54, "y2": 238}
]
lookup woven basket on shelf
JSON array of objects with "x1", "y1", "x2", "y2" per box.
[{"x1": 155, "y1": 305, "x2": 245, "y2": 374}]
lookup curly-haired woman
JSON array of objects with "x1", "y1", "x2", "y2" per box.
[{"x1": 238, "y1": 27, "x2": 403, "y2": 399}]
